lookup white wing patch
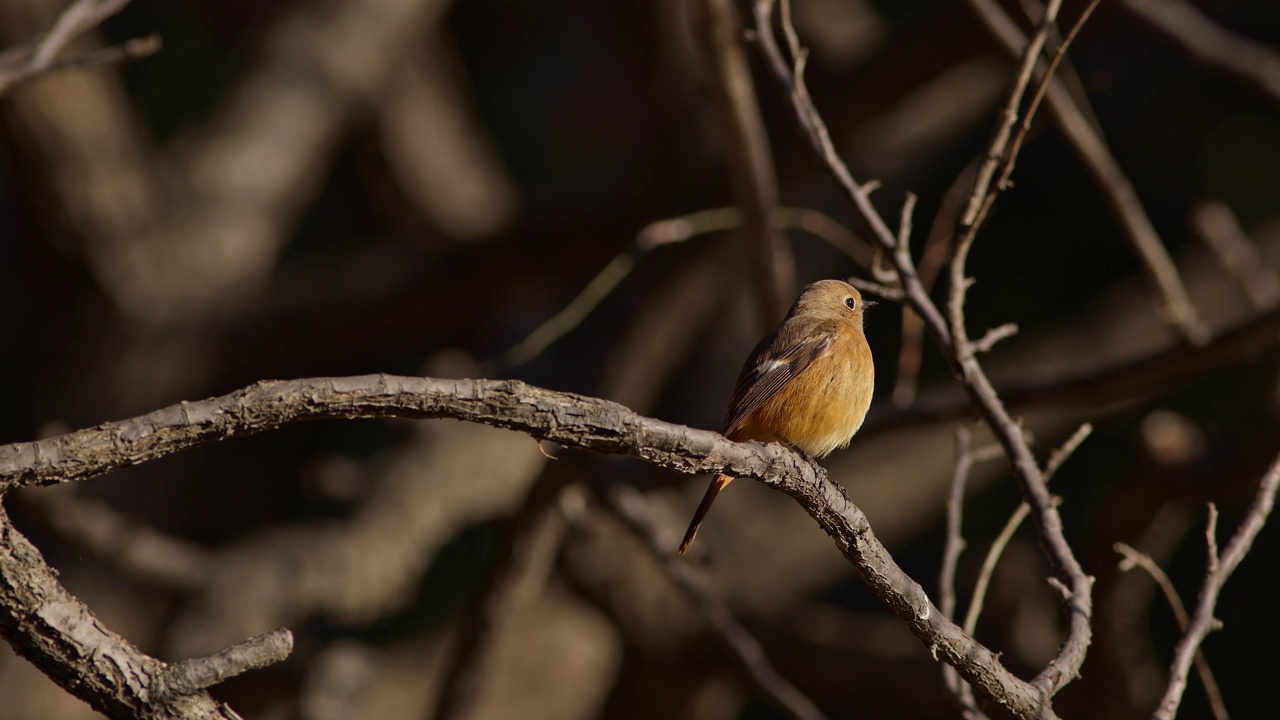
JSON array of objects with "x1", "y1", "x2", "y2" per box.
[{"x1": 757, "y1": 359, "x2": 789, "y2": 373}]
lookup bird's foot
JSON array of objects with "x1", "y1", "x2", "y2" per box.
[
  {"x1": 808, "y1": 459, "x2": 828, "y2": 482},
  {"x1": 782, "y1": 442, "x2": 827, "y2": 480}
]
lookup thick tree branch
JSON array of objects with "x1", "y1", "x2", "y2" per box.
[
  {"x1": 0, "y1": 373, "x2": 1052, "y2": 718},
  {"x1": 0, "y1": 504, "x2": 291, "y2": 720}
]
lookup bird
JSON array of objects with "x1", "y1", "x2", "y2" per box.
[{"x1": 678, "y1": 279, "x2": 876, "y2": 555}]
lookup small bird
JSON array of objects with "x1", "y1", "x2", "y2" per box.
[{"x1": 679, "y1": 279, "x2": 876, "y2": 555}]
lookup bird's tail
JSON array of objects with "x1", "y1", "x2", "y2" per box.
[{"x1": 678, "y1": 474, "x2": 735, "y2": 555}]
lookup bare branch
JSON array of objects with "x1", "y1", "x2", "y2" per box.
[
  {"x1": 962, "y1": 424, "x2": 1092, "y2": 637},
  {"x1": 939, "y1": 426, "x2": 989, "y2": 720},
  {"x1": 940, "y1": 0, "x2": 1097, "y2": 694},
  {"x1": 0, "y1": 0, "x2": 146, "y2": 95},
  {"x1": 0, "y1": 373, "x2": 1054, "y2": 719},
  {"x1": 1154, "y1": 454, "x2": 1280, "y2": 719},
  {"x1": 158, "y1": 628, "x2": 294, "y2": 698},
  {"x1": 956, "y1": 0, "x2": 1065, "y2": 234},
  {"x1": 965, "y1": 0, "x2": 1208, "y2": 345},
  {"x1": 992, "y1": 0, "x2": 1104, "y2": 209},
  {"x1": 0, "y1": 504, "x2": 288, "y2": 720},
  {"x1": 1114, "y1": 543, "x2": 1228, "y2": 720},
  {"x1": 972, "y1": 323, "x2": 1020, "y2": 354},
  {"x1": 751, "y1": 0, "x2": 952, "y2": 353},
  {"x1": 753, "y1": 0, "x2": 1093, "y2": 706},
  {"x1": 0, "y1": 34, "x2": 159, "y2": 93}
]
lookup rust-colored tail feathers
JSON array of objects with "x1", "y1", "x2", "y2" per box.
[{"x1": 678, "y1": 474, "x2": 735, "y2": 554}]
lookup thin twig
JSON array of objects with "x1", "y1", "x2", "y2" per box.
[
  {"x1": 753, "y1": 0, "x2": 1093, "y2": 706},
  {"x1": 490, "y1": 249, "x2": 638, "y2": 372},
  {"x1": 965, "y1": 0, "x2": 1207, "y2": 346},
  {"x1": 1154, "y1": 454, "x2": 1280, "y2": 719},
  {"x1": 939, "y1": 427, "x2": 989, "y2": 720},
  {"x1": 940, "y1": 428, "x2": 972, "y2": 625},
  {"x1": 874, "y1": 304, "x2": 1280, "y2": 431},
  {"x1": 598, "y1": 480, "x2": 829, "y2": 720},
  {"x1": 893, "y1": 163, "x2": 976, "y2": 407},
  {"x1": 957, "y1": 0, "x2": 1066, "y2": 234},
  {"x1": 972, "y1": 323, "x2": 1019, "y2": 354},
  {"x1": 1205, "y1": 502, "x2": 1220, "y2": 574},
  {"x1": 990, "y1": 0, "x2": 1104, "y2": 207},
  {"x1": 1114, "y1": 543, "x2": 1229, "y2": 720},
  {"x1": 0, "y1": 34, "x2": 160, "y2": 93},
  {"x1": 0, "y1": 0, "x2": 149, "y2": 96},
  {"x1": 490, "y1": 206, "x2": 870, "y2": 374},
  {"x1": 846, "y1": 276, "x2": 905, "y2": 302},
  {"x1": 962, "y1": 424, "x2": 1092, "y2": 637}
]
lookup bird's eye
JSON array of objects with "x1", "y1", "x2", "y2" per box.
[{"x1": 845, "y1": 297, "x2": 856, "y2": 310}]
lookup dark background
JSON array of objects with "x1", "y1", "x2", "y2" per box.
[{"x1": 2, "y1": 0, "x2": 1279, "y2": 718}]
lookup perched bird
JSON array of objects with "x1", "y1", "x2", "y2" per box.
[{"x1": 678, "y1": 279, "x2": 876, "y2": 555}]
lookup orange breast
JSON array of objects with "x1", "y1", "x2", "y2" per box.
[{"x1": 732, "y1": 336, "x2": 874, "y2": 458}]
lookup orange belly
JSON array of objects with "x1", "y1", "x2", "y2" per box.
[{"x1": 731, "y1": 347, "x2": 874, "y2": 458}]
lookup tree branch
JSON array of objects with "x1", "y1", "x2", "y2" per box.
[
  {"x1": 752, "y1": 0, "x2": 1093, "y2": 706},
  {"x1": 0, "y1": 373, "x2": 1053, "y2": 718},
  {"x1": 938, "y1": 426, "x2": 989, "y2": 720},
  {"x1": 0, "y1": 0, "x2": 152, "y2": 96},
  {"x1": 158, "y1": 628, "x2": 294, "y2": 698},
  {"x1": 1153, "y1": 453, "x2": 1280, "y2": 719},
  {"x1": 964, "y1": 0, "x2": 1207, "y2": 345},
  {"x1": 0, "y1": 503, "x2": 291, "y2": 720},
  {"x1": 1113, "y1": 543, "x2": 1227, "y2": 720}
]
